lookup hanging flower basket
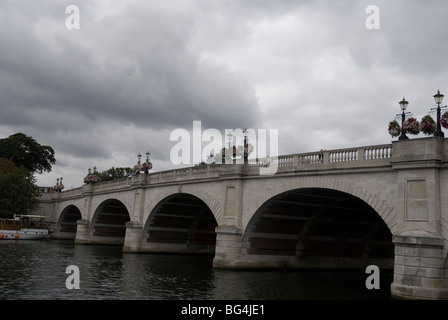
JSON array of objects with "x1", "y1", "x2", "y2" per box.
[
  {"x1": 84, "y1": 167, "x2": 99, "y2": 184},
  {"x1": 53, "y1": 183, "x2": 64, "y2": 192},
  {"x1": 403, "y1": 117, "x2": 420, "y2": 135},
  {"x1": 141, "y1": 162, "x2": 152, "y2": 172},
  {"x1": 134, "y1": 162, "x2": 152, "y2": 174},
  {"x1": 441, "y1": 111, "x2": 448, "y2": 129},
  {"x1": 388, "y1": 120, "x2": 401, "y2": 138},
  {"x1": 233, "y1": 144, "x2": 254, "y2": 158},
  {"x1": 84, "y1": 174, "x2": 98, "y2": 184},
  {"x1": 420, "y1": 115, "x2": 436, "y2": 135}
]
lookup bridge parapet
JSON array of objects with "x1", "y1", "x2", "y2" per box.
[
  {"x1": 153, "y1": 164, "x2": 221, "y2": 181},
  {"x1": 247, "y1": 143, "x2": 393, "y2": 173},
  {"x1": 52, "y1": 143, "x2": 394, "y2": 200},
  {"x1": 54, "y1": 165, "x2": 222, "y2": 200},
  {"x1": 92, "y1": 177, "x2": 133, "y2": 193}
]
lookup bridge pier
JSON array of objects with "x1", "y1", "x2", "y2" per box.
[
  {"x1": 74, "y1": 219, "x2": 91, "y2": 244},
  {"x1": 213, "y1": 225, "x2": 244, "y2": 269},
  {"x1": 391, "y1": 232, "x2": 448, "y2": 299},
  {"x1": 389, "y1": 137, "x2": 448, "y2": 299},
  {"x1": 123, "y1": 221, "x2": 143, "y2": 252},
  {"x1": 74, "y1": 218, "x2": 127, "y2": 246}
]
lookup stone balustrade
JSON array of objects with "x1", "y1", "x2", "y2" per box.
[
  {"x1": 49, "y1": 143, "x2": 393, "y2": 200},
  {"x1": 247, "y1": 143, "x2": 392, "y2": 172}
]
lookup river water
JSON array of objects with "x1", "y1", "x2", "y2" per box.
[{"x1": 0, "y1": 239, "x2": 392, "y2": 300}]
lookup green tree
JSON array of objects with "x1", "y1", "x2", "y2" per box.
[
  {"x1": 0, "y1": 158, "x2": 17, "y2": 174},
  {"x1": 0, "y1": 133, "x2": 55, "y2": 218},
  {"x1": 0, "y1": 159, "x2": 40, "y2": 218},
  {"x1": 97, "y1": 167, "x2": 134, "y2": 182},
  {"x1": 0, "y1": 133, "x2": 55, "y2": 174}
]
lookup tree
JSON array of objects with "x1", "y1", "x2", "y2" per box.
[
  {"x1": 0, "y1": 133, "x2": 55, "y2": 218},
  {"x1": 0, "y1": 158, "x2": 17, "y2": 174},
  {"x1": 0, "y1": 133, "x2": 55, "y2": 174},
  {"x1": 0, "y1": 159, "x2": 40, "y2": 218},
  {"x1": 96, "y1": 167, "x2": 134, "y2": 182}
]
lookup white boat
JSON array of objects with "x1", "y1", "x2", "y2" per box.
[{"x1": 0, "y1": 215, "x2": 49, "y2": 240}]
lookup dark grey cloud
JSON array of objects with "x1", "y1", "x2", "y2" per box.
[{"x1": 0, "y1": 0, "x2": 261, "y2": 132}]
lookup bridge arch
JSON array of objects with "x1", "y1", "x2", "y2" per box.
[
  {"x1": 243, "y1": 176, "x2": 397, "y2": 234},
  {"x1": 242, "y1": 187, "x2": 394, "y2": 269},
  {"x1": 53, "y1": 204, "x2": 82, "y2": 239},
  {"x1": 144, "y1": 186, "x2": 222, "y2": 225},
  {"x1": 90, "y1": 198, "x2": 131, "y2": 245},
  {"x1": 142, "y1": 193, "x2": 218, "y2": 254}
]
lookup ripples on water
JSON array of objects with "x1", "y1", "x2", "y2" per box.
[{"x1": 0, "y1": 240, "x2": 392, "y2": 300}]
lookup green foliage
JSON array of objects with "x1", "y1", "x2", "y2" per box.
[
  {"x1": 0, "y1": 133, "x2": 55, "y2": 218},
  {"x1": 0, "y1": 158, "x2": 17, "y2": 174},
  {"x1": 96, "y1": 167, "x2": 134, "y2": 182},
  {"x1": 0, "y1": 133, "x2": 55, "y2": 174},
  {"x1": 0, "y1": 165, "x2": 40, "y2": 218}
]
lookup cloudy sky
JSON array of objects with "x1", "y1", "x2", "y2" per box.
[{"x1": 1, "y1": 0, "x2": 448, "y2": 189}]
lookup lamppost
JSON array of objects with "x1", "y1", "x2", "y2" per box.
[
  {"x1": 227, "y1": 132, "x2": 233, "y2": 164},
  {"x1": 398, "y1": 97, "x2": 410, "y2": 140},
  {"x1": 433, "y1": 90, "x2": 445, "y2": 138},
  {"x1": 54, "y1": 177, "x2": 64, "y2": 192},
  {"x1": 137, "y1": 153, "x2": 142, "y2": 165},
  {"x1": 243, "y1": 128, "x2": 248, "y2": 163},
  {"x1": 145, "y1": 151, "x2": 151, "y2": 173}
]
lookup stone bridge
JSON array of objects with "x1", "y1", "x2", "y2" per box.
[{"x1": 35, "y1": 137, "x2": 448, "y2": 299}]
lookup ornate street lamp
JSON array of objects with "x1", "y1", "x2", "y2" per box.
[
  {"x1": 227, "y1": 132, "x2": 233, "y2": 150},
  {"x1": 137, "y1": 153, "x2": 142, "y2": 165},
  {"x1": 227, "y1": 132, "x2": 233, "y2": 164},
  {"x1": 54, "y1": 177, "x2": 64, "y2": 192},
  {"x1": 144, "y1": 151, "x2": 151, "y2": 173},
  {"x1": 243, "y1": 128, "x2": 248, "y2": 162},
  {"x1": 398, "y1": 97, "x2": 410, "y2": 140},
  {"x1": 433, "y1": 90, "x2": 445, "y2": 137}
]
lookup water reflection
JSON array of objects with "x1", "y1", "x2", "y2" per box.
[{"x1": 0, "y1": 240, "x2": 392, "y2": 300}]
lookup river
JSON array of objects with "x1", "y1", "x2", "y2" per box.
[{"x1": 0, "y1": 239, "x2": 392, "y2": 300}]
